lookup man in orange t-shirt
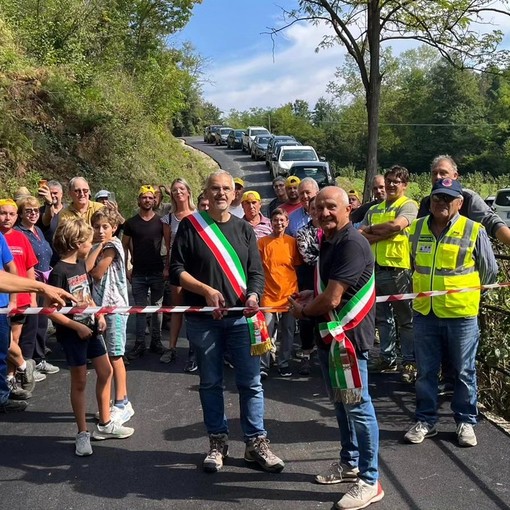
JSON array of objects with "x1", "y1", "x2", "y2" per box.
[{"x1": 258, "y1": 208, "x2": 302, "y2": 378}]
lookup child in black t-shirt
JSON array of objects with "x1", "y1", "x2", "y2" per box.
[{"x1": 49, "y1": 219, "x2": 134, "y2": 457}]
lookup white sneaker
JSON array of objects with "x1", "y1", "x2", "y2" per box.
[
  {"x1": 457, "y1": 423, "x2": 477, "y2": 447},
  {"x1": 315, "y1": 462, "x2": 359, "y2": 484},
  {"x1": 111, "y1": 402, "x2": 135, "y2": 424},
  {"x1": 404, "y1": 421, "x2": 437, "y2": 444},
  {"x1": 335, "y1": 479, "x2": 384, "y2": 509},
  {"x1": 33, "y1": 370, "x2": 47, "y2": 383},
  {"x1": 92, "y1": 420, "x2": 134, "y2": 440},
  {"x1": 75, "y1": 431, "x2": 93, "y2": 456},
  {"x1": 35, "y1": 360, "x2": 60, "y2": 374},
  {"x1": 94, "y1": 402, "x2": 135, "y2": 424}
]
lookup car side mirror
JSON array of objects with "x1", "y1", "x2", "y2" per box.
[{"x1": 319, "y1": 156, "x2": 326, "y2": 161}]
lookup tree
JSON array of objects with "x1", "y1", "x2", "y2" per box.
[{"x1": 271, "y1": 0, "x2": 510, "y2": 200}]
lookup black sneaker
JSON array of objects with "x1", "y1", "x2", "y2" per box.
[
  {"x1": 0, "y1": 399, "x2": 28, "y2": 413},
  {"x1": 127, "y1": 342, "x2": 146, "y2": 360},
  {"x1": 8, "y1": 378, "x2": 32, "y2": 400},
  {"x1": 244, "y1": 436, "x2": 285, "y2": 472},
  {"x1": 149, "y1": 341, "x2": 165, "y2": 354},
  {"x1": 183, "y1": 360, "x2": 198, "y2": 373},
  {"x1": 278, "y1": 367, "x2": 292, "y2": 377},
  {"x1": 16, "y1": 359, "x2": 36, "y2": 393},
  {"x1": 298, "y1": 356, "x2": 310, "y2": 376}
]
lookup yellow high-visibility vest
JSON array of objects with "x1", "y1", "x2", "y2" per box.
[
  {"x1": 408, "y1": 215, "x2": 481, "y2": 318},
  {"x1": 366, "y1": 195, "x2": 416, "y2": 269}
]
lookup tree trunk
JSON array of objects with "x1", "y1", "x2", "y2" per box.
[{"x1": 363, "y1": 0, "x2": 382, "y2": 202}]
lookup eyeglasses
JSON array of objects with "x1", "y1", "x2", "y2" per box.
[
  {"x1": 210, "y1": 186, "x2": 232, "y2": 194},
  {"x1": 385, "y1": 179, "x2": 403, "y2": 186},
  {"x1": 24, "y1": 208, "x2": 39, "y2": 215},
  {"x1": 431, "y1": 194, "x2": 458, "y2": 203},
  {"x1": 73, "y1": 189, "x2": 89, "y2": 195}
]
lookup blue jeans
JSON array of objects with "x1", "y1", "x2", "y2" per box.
[
  {"x1": 131, "y1": 275, "x2": 164, "y2": 344},
  {"x1": 375, "y1": 269, "x2": 414, "y2": 363},
  {"x1": 186, "y1": 314, "x2": 266, "y2": 441},
  {"x1": 0, "y1": 314, "x2": 11, "y2": 404},
  {"x1": 318, "y1": 348, "x2": 379, "y2": 485},
  {"x1": 413, "y1": 313, "x2": 479, "y2": 426}
]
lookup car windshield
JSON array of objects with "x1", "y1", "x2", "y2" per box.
[
  {"x1": 257, "y1": 136, "x2": 271, "y2": 144},
  {"x1": 495, "y1": 190, "x2": 510, "y2": 206},
  {"x1": 252, "y1": 129, "x2": 269, "y2": 136},
  {"x1": 234, "y1": 130, "x2": 244, "y2": 136},
  {"x1": 281, "y1": 149, "x2": 317, "y2": 161},
  {"x1": 220, "y1": 128, "x2": 231, "y2": 134},
  {"x1": 292, "y1": 166, "x2": 328, "y2": 183}
]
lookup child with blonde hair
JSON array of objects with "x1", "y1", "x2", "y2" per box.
[{"x1": 49, "y1": 219, "x2": 134, "y2": 456}]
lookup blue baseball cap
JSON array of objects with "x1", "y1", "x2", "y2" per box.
[{"x1": 431, "y1": 178, "x2": 462, "y2": 198}]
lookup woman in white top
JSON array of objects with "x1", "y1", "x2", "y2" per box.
[{"x1": 160, "y1": 178, "x2": 196, "y2": 370}]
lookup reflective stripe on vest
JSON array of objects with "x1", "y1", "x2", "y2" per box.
[
  {"x1": 409, "y1": 215, "x2": 481, "y2": 318},
  {"x1": 366, "y1": 195, "x2": 417, "y2": 269}
]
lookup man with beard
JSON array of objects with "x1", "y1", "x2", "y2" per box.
[{"x1": 123, "y1": 185, "x2": 165, "y2": 360}]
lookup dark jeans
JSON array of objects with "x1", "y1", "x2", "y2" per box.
[{"x1": 131, "y1": 274, "x2": 164, "y2": 345}]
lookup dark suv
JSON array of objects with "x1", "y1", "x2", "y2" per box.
[{"x1": 265, "y1": 135, "x2": 297, "y2": 168}]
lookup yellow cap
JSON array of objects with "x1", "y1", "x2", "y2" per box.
[
  {"x1": 348, "y1": 190, "x2": 361, "y2": 201},
  {"x1": 242, "y1": 190, "x2": 261, "y2": 202},
  {"x1": 285, "y1": 176, "x2": 301, "y2": 187},
  {"x1": 233, "y1": 177, "x2": 245, "y2": 187},
  {"x1": 138, "y1": 185, "x2": 156, "y2": 196},
  {"x1": 0, "y1": 199, "x2": 17, "y2": 208}
]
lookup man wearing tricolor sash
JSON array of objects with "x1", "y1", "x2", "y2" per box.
[
  {"x1": 289, "y1": 186, "x2": 384, "y2": 510},
  {"x1": 170, "y1": 170, "x2": 284, "y2": 475}
]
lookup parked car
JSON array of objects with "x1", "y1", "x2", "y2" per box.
[
  {"x1": 265, "y1": 135, "x2": 296, "y2": 168},
  {"x1": 250, "y1": 135, "x2": 272, "y2": 160},
  {"x1": 226, "y1": 129, "x2": 244, "y2": 149},
  {"x1": 205, "y1": 124, "x2": 223, "y2": 144},
  {"x1": 493, "y1": 188, "x2": 510, "y2": 226},
  {"x1": 271, "y1": 145, "x2": 320, "y2": 179},
  {"x1": 214, "y1": 127, "x2": 233, "y2": 146},
  {"x1": 270, "y1": 141, "x2": 303, "y2": 177},
  {"x1": 288, "y1": 162, "x2": 335, "y2": 188},
  {"x1": 242, "y1": 126, "x2": 270, "y2": 152}
]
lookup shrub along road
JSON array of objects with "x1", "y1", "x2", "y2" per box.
[{"x1": 1, "y1": 140, "x2": 509, "y2": 509}]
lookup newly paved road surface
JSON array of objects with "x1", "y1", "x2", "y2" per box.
[{"x1": 2, "y1": 139, "x2": 509, "y2": 510}]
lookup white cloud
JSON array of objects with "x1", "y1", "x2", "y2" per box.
[
  {"x1": 203, "y1": 20, "x2": 345, "y2": 112},
  {"x1": 202, "y1": 3, "x2": 510, "y2": 113}
]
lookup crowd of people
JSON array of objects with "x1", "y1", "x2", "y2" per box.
[{"x1": 0, "y1": 153, "x2": 504, "y2": 510}]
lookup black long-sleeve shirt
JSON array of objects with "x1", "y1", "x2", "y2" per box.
[{"x1": 170, "y1": 214, "x2": 265, "y2": 308}]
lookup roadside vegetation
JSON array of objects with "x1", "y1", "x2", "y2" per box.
[
  {"x1": 1, "y1": 2, "x2": 509, "y2": 419},
  {"x1": 0, "y1": 1, "x2": 216, "y2": 212}
]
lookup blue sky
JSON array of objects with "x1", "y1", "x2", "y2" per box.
[{"x1": 172, "y1": 0, "x2": 510, "y2": 115}]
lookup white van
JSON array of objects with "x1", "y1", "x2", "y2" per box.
[{"x1": 493, "y1": 188, "x2": 510, "y2": 226}]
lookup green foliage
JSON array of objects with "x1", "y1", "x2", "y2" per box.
[{"x1": 0, "y1": 2, "x2": 212, "y2": 212}]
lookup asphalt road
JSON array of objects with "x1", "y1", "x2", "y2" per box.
[{"x1": 1, "y1": 139, "x2": 510, "y2": 510}]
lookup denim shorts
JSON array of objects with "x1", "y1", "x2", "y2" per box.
[{"x1": 60, "y1": 331, "x2": 107, "y2": 367}]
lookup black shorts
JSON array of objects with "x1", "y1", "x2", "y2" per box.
[
  {"x1": 9, "y1": 314, "x2": 26, "y2": 326},
  {"x1": 60, "y1": 332, "x2": 107, "y2": 367}
]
